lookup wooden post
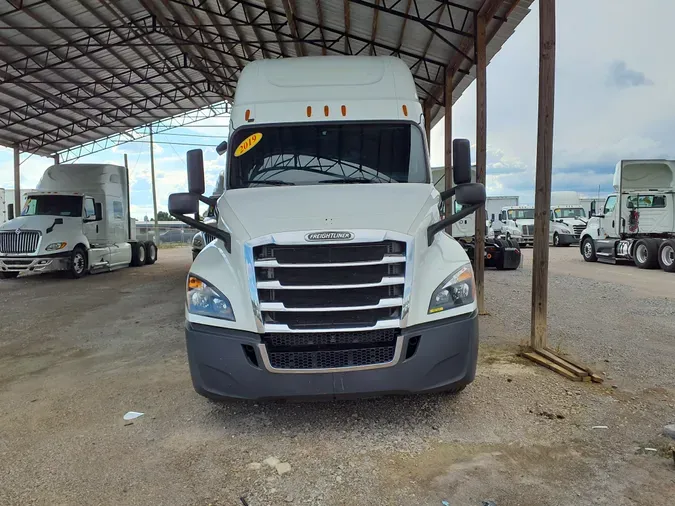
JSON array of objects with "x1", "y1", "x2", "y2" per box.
[
  {"x1": 13, "y1": 146, "x2": 20, "y2": 215},
  {"x1": 444, "y1": 67, "x2": 454, "y2": 227},
  {"x1": 124, "y1": 153, "x2": 132, "y2": 241},
  {"x1": 149, "y1": 128, "x2": 159, "y2": 244},
  {"x1": 423, "y1": 102, "x2": 432, "y2": 151},
  {"x1": 474, "y1": 14, "x2": 487, "y2": 314},
  {"x1": 530, "y1": 0, "x2": 556, "y2": 349}
]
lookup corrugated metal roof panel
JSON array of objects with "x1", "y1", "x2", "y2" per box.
[{"x1": 0, "y1": 0, "x2": 532, "y2": 157}]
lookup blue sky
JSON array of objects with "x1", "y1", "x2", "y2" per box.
[{"x1": 2, "y1": 0, "x2": 674, "y2": 217}]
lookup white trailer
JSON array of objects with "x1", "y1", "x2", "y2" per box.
[
  {"x1": 486, "y1": 196, "x2": 518, "y2": 231},
  {"x1": 168, "y1": 56, "x2": 487, "y2": 400},
  {"x1": 580, "y1": 159, "x2": 675, "y2": 271},
  {"x1": 0, "y1": 164, "x2": 157, "y2": 279},
  {"x1": 1, "y1": 188, "x2": 37, "y2": 225}
]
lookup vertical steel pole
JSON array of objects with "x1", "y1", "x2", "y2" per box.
[
  {"x1": 475, "y1": 13, "x2": 487, "y2": 314},
  {"x1": 444, "y1": 67, "x2": 454, "y2": 229},
  {"x1": 53, "y1": 153, "x2": 60, "y2": 164},
  {"x1": 423, "y1": 102, "x2": 432, "y2": 151},
  {"x1": 149, "y1": 128, "x2": 159, "y2": 245},
  {"x1": 13, "y1": 146, "x2": 20, "y2": 215},
  {"x1": 531, "y1": 0, "x2": 556, "y2": 349},
  {"x1": 124, "y1": 154, "x2": 132, "y2": 241}
]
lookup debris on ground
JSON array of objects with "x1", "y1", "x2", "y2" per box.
[
  {"x1": 276, "y1": 462, "x2": 292, "y2": 475},
  {"x1": 663, "y1": 424, "x2": 675, "y2": 440},
  {"x1": 263, "y1": 456, "x2": 280, "y2": 468},
  {"x1": 246, "y1": 462, "x2": 262, "y2": 471},
  {"x1": 123, "y1": 411, "x2": 144, "y2": 421},
  {"x1": 592, "y1": 425, "x2": 608, "y2": 429},
  {"x1": 482, "y1": 500, "x2": 497, "y2": 506}
]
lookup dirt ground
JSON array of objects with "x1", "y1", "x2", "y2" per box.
[{"x1": 1, "y1": 246, "x2": 674, "y2": 506}]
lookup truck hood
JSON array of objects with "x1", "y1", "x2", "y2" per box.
[
  {"x1": 221, "y1": 183, "x2": 435, "y2": 238},
  {"x1": 0, "y1": 215, "x2": 81, "y2": 234}
]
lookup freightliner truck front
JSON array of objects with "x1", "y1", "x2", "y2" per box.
[{"x1": 169, "y1": 56, "x2": 486, "y2": 400}]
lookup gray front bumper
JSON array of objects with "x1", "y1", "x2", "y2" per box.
[
  {"x1": 557, "y1": 233, "x2": 577, "y2": 245},
  {"x1": 185, "y1": 311, "x2": 479, "y2": 400},
  {"x1": 0, "y1": 253, "x2": 69, "y2": 273}
]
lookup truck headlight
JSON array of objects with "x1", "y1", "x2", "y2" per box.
[
  {"x1": 45, "y1": 242, "x2": 67, "y2": 251},
  {"x1": 192, "y1": 234, "x2": 204, "y2": 248},
  {"x1": 187, "y1": 274, "x2": 235, "y2": 321},
  {"x1": 428, "y1": 263, "x2": 475, "y2": 314}
]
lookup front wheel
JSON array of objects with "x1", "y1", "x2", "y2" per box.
[
  {"x1": 581, "y1": 237, "x2": 597, "y2": 262},
  {"x1": 553, "y1": 232, "x2": 560, "y2": 247},
  {"x1": 0, "y1": 271, "x2": 19, "y2": 279},
  {"x1": 68, "y1": 246, "x2": 88, "y2": 278}
]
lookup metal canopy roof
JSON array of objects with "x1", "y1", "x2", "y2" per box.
[{"x1": 0, "y1": 0, "x2": 532, "y2": 158}]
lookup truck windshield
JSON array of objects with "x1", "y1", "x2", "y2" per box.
[
  {"x1": 22, "y1": 195, "x2": 83, "y2": 217},
  {"x1": 507, "y1": 209, "x2": 534, "y2": 220},
  {"x1": 228, "y1": 122, "x2": 428, "y2": 188},
  {"x1": 554, "y1": 207, "x2": 586, "y2": 219}
]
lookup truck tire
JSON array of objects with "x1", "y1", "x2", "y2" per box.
[
  {"x1": 494, "y1": 239, "x2": 508, "y2": 270},
  {"x1": 633, "y1": 239, "x2": 659, "y2": 269},
  {"x1": 68, "y1": 246, "x2": 88, "y2": 278},
  {"x1": 657, "y1": 239, "x2": 675, "y2": 272},
  {"x1": 192, "y1": 249, "x2": 199, "y2": 261},
  {"x1": 131, "y1": 241, "x2": 146, "y2": 267},
  {"x1": 553, "y1": 232, "x2": 560, "y2": 247},
  {"x1": 581, "y1": 237, "x2": 597, "y2": 262},
  {"x1": 144, "y1": 241, "x2": 157, "y2": 265},
  {"x1": 0, "y1": 271, "x2": 19, "y2": 279}
]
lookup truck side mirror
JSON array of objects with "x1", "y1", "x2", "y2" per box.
[
  {"x1": 8, "y1": 203, "x2": 14, "y2": 220},
  {"x1": 95, "y1": 202, "x2": 103, "y2": 221},
  {"x1": 169, "y1": 193, "x2": 199, "y2": 215},
  {"x1": 216, "y1": 140, "x2": 228, "y2": 156},
  {"x1": 186, "y1": 149, "x2": 205, "y2": 195},
  {"x1": 452, "y1": 139, "x2": 471, "y2": 185},
  {"x1": 590, "y1": 201, "x2": 596, "y2": 215},
  {"x1": 491, "y1": 213, "x2": 495, "y2": 223},
  {"x1": 455, "y1": 183, "x2": 486, "y2": 206}
]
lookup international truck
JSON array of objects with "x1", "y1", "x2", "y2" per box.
[
  {"x1": 498, "y1": 204, "x2": 577, "y2": 247},
  {"x1": 580, "y1": 159, "x2": 675, "y2": 272},
  {"x1": 0, "y1": 164, "x2": 157, "y2": 279},
  {"x1": 168, "y1": 56, "x2": 487, "y2": 400}
]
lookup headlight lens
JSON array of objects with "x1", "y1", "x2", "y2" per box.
[
  {"x1": 186, "y1": 275, "x2": 235, "y2": 321},
  {"x1": 429, "y1": 263, "x2": 475, "y2": 314},
  {"x1": 45, "y1": 242, "x2": 67, "y2": 251}
]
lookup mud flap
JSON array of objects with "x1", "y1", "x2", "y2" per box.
[{"x1": 501, "y1": 248, "x2": 521, "y2": 270}]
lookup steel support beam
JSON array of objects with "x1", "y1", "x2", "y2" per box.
[
  {"x1": 531, "y1": 0, "x2": 556, "y2": 349},
  {"x1": 444, "y1": 67, "x2": 454, "y2": 231},
  {"x1": 13, "y1": 146, "x2": 20, "y2": 215},
  {"x1": 280, "y1": 0, "x2": 306, "y2": 56},
  {"x1": 474, "y1": 13, "x2": 487, "y2": 315}
]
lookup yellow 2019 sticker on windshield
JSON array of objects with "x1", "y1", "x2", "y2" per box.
[{"x1": 234, "y1": 132, "x2": 263, "y2": 157}]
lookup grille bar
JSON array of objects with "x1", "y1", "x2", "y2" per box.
[
  {"x1": 255, "y1": 255, "x2": 405, "y2": 268},
  {"x1": 0, "y1": 230, "x2": 41, "y2": 254},
  {"x1": 257, "y1": 277, "x2": 405, "y2": 290},
  {"x1": 260, "y1": 297, "x2": 403, "y2": 312}
]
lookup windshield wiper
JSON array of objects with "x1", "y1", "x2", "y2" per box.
[
  {"x1": 241, "y1": 179, "x2": 295, "y2": 186},
  {"x1": 318, "y1": 177, "x2": 383, "y2": 184}
]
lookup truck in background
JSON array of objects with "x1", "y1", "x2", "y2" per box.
[
  {"x1": 1, "y1": 188, "x2": 37, "y2": 225},
  {"x1": 580, "y1": 159, "x2": 675, "y2": 272},
  {"x1": 498, "y1": 205, "x2": 577, "y2": 247},
  {"x1": 168, "y1": 56, "x2": 487, "y2": 400},
  {"x1": 432, "y1": 168, "x2": 521, "y2": 270},
  {"x1": 486, "y1": 196, "x2": 519, "y2": 232},
  {"x1": 549, "y1": 191, "x2": 588, "y2": 242},
  {"x1": 0, "y1": 164, "x2": 157, "y2": 279}
]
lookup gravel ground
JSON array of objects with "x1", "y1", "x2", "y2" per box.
[{"x1": 1, "y1": 247, "x2": 674, "y2": 506}]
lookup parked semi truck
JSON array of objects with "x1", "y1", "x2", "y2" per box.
[
  {"x1": 498, "y1": 204, "x2": 577, "y2": 247},
  {"x1": 580, "y1": 159, "x2": 675, "y2": 271},
  {"x1": 1, "y1": 188, "x2": 36, "y2": 225},
  {"x1": 0, "y1": 164, "x2": 157, "y2": 279},
  {"x1": 168, "y1": 56, "x2": 486, "y2": 400}
]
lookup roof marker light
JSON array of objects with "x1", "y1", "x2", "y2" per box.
[
  {"x1": 245, "y1": 109, "x2": 251, "y2": 121},
  {"x1": 306, "y1": 106, "x2": 312, "y2": 117},
  {"x1": 324, "y1": 105, "x2": 329, "y2": 117},
  {"x1": 402, "y1": 104, "x2": 408, "y2": 117},
  {"x1": 341, "y1": 105, "x2": 347, "y2": 116}
]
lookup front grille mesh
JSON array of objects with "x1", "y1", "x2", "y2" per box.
[
  {"x1": 573, "y1": 225, "x2": 585, "y2": 236},
  {"x1": 264, "y1": 329, "x2": 397, "y2": 348},
  {"x1": 268, "y1": 346, "x2": 396, "y2": 370},
  {"x1": 0, "y1": 230, "x2": 40, "y2": 254},
  {"x1": 521, "y1": 225, "x2": 534, "y2": 236}
]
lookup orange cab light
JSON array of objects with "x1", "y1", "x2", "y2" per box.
[
  {"x1": 306, "y1": 106, "x2": 312, "y2": 117},
  {"x1": 486, "y1": 253, "x2": 492, "y2": 260},
  {"x1": 402, "y1": 104, "x2": 408, "y2": 116},
  {"x1": 188, "y1": 276, "x2": 203, "y2": 290},
  {"x1": 324, "y1": 105, "x2": 329, "y2": 117},
  {"x1": 245, "y1": 109, "x2": 251, "y2": 121},
  {"x1": 341, "y1": 105, "x2": 347, "y2": 116}
]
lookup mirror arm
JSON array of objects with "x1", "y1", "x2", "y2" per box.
[
  {"x1": 199, "y1": 195, "x2": 218, "y2": 207},
  {"x1": 427, "y1": 202, "x2": 482, "y2": 246},
  {"x1": 170, "y1": 212, "x2": 231, "y2": 253},
  {"x1": 438, "y1": 187, "x2": 457, "y2": 202}
]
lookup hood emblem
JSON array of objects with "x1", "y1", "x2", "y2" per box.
[
  {"x1": 305, "y1": 231, "x2": 354, "y2": 242},
  {"x1": 15, "y1": 227, "x2": 21, "y2": 235}
]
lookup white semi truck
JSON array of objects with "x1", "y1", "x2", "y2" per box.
[
  {"x1": 1, "y1": 188, "x2": 36, "y2": 225},
  {"x1": 0, "y1": 164, "x2": 157, "y2": 279},
  {"x1": 580, "y1": 159, "x2": 675, "y2": 272},
  {"x1": 498, "y1": 204, "x2": 578, "y2": 247},
  {"x1": 168, "y1": 56, "x2": 487, "y2": 400}
]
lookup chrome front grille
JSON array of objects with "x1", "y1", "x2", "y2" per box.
[
  {"x1": 521, "y1": 225, "x2": 534, "y2": 236},
  {"x1": 204, "y1": 232, "x2": 217, "y2": 245},
  {"x1": 253, "y1": 240, "x2": 406, "y2": 332},
  {"x1": 572, "y1": 225, "x2": 585, "y2": 237},
  {"x1": 0, "y1": 230, "x2": 40, "y2": 254}
]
